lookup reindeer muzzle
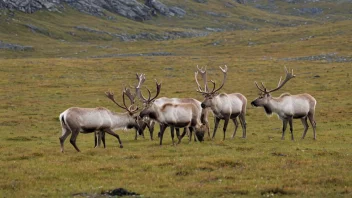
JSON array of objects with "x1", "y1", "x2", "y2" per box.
[{"x1": 251, "y1": 101, "x2": 258, "y2": 107}]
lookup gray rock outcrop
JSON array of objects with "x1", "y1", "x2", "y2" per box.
[
  {"x1": 0, "y1": 41, "x2": 34, "y2": 51},
  {"x1": 0, "y1": 0, "x2": 184, "y2": 21}
]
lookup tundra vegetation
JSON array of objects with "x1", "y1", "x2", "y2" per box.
[{"x1": 0, "y1": 1, "x2": 352, "y2": 197}]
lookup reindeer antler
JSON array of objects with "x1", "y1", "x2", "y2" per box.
[
  {"x1": 105, "y1": 88, "x2": 139, "y2": 114},
  {"x1": 254, "y1": 66, "x2": 296, "y2": 94},
  {"x1": 211, "y1": 65, "x2": 228, "y2": 93},
  {"x1": 135, "y1": 73, "x2": 161, "y2": 103},
  {"x1": 195, "y1": 65, "x2": 228, "y2": 94},
  {"x1": 195, "y1": 65, "x2": 208, "y2": 92}
]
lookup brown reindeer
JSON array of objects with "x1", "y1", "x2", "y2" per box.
[{"x1": 251, "y1": 67, "x2": 317, "y2": 140}]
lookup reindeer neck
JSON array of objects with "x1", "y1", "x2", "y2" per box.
[
  {"x1": 110, "y1": 111, "x2": 134, "y2": 129},
  {"x1": 266, "y1": 96, "x2": 287, "y2": 114}
]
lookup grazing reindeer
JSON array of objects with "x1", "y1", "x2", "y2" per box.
[
  {"x1": 59, "y1": 89, "x2": 141, "y2": 152},
  {"x1": 136, "y1": 79, "x2": 206, "y2": 145},
  {"x1": 135, "y1": 73, "x2": 209, "y2": 143},
  {"x1": 251, "y1": 67, "x2": 317, "y2": 140},
  {"x1": 195, "y1": 65, "x2": 247, "y2": 140}
]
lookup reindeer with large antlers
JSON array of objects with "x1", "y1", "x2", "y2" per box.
[
  {"x1": 59, "y1": 89, "x2": 141, "y2": 152},
  {"x1": 93, "y1": 87, "x2": 153, "y2": 148},
  {"x1": 136, "y1": 75, "x2": 206, "y2": 145},
  {"x1": 195, "y1": 65, "x2": 247, "y2": 140},
  {"x1": 251, "y1": 67, "x2": 317, "y2": 140}
]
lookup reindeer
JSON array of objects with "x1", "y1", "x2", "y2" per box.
[
  {"x1": 135, "y1": 73, "x2": 210, "y2": 143},
  {"x1": 59, "y1": 89, "x2": 141, "y2": 152},
  {"x1": 136, "y1": 78, "x2": 206, "y2": 145},
  {"x1": 93, "y1": 87, "x2": 155, "y2": 148},
  {"x1": 251, "y1": 67, "x2": 317, "y2": 140},
  {"x1": 195, "y1": 65, "x2": 247, "y2": 140}
]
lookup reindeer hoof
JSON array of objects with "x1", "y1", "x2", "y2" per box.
[{"x1": 120, "y1": 145, "x2": 123, "y2": 148}]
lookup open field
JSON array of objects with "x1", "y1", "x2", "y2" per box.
[{"x1": 1, "y1": 3, "x2": 352, "y2": 197}]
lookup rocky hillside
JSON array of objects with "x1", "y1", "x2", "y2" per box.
[
  {"x1": 0, "y1": 0, "x2": 187, "y2": 21},
  {"x1": 0, "y1": 0, "x2": 351, "y2": 58}
]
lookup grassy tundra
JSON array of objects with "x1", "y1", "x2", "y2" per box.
[{"x1": 0, "y1": 3, "x2": 352, "y2": 197}]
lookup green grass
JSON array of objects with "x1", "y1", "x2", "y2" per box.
[
  {"x1": 0, "y1": 2, "x2": 352, "y2": 197},
  {"x1": 0, "y1": 54, "x2": 351, "y2": 197}
]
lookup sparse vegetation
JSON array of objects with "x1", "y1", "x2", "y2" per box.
[{"x1": 0, "y1": 1, "x2": 351, "y2": 197}]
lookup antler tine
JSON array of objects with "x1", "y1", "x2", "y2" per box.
[
  {"x1": 135, "y1": 73, "x2": 148, "y2": 103},
  {"x1": 254, "y1": 81, "x2": 266, "y2": 93},
  {"x1": 195, "y1": 65, "x2": 209, "y2": 93},
  {"x1": 197, "y1": 65, "x2": 209, "y2": 92},
  {"x1": 268, "y1": 66, "x2": 296, "y2": 93},
  {"x1": 105, "y1": 91, "x2": 128, "y2": 110},
  {"x1": 149, "y1": 79, "x2": 161, "y2": 101},
  {"x1": 128, "y1": 104, "x2": 139, "y2": 113},
  {"x1": 211, "y1": 65, "x2": 228, "y2": 93},
  {"x1": 195, "y1": 71, "x2": 207, "y2": 93},
  {"x1": 210, "y1": 80, "x2": 216, "y2": 93},
  {"x1": 124, "y1": 87, "x2": 135, "y2": 104},
  {"x1": 137, "y1": 87, "x2": 150, "y2": 103},
  {"x1": 145, "y1": 87, "x2": 152, "y2": 101}
]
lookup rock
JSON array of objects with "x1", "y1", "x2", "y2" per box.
[
  {"x1": 0, "y1": 0, "x2": 185, "y2": 21},
  {"x1": 0, "y1": 41, "x2": 34, "y2": 51},
  {"x1": 145, "y1": 0, "x2": 171, "y2": 16},
  {"x1": 25, "y1": 24, "x2": 51, "y2": 36},
  {"x1": 193, "y1": 0, "x2": 208, "y2": 3},
  {"x1": 104, "y1": 188, "x2": 140, "y2": 196},
  {"x1": 235, "y1": 0, "x2": 246, "y2": 4},
  {"x1": 169, "y1": 6, "x2": 186, "y2": 17},
  {"x1": 295, "y1": 7, "x2": 323, "y2": 15},
  {"x1": 205, "y1": 11, "x2": 228, "y2": 17}
]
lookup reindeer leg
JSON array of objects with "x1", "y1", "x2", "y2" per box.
[
  {"x1": 177, "y1": 128, "x2": 187, "y2": 144},
  {"x1": 69, "y1": 130, "x2": 80, "y2": 152},
  {"x1": 59, "y1": 128, "x2": 71, "y2": 153},
  {"x1": 223, "y1": 118, "x2": 229, "y2": 141},
  {"x1": 239, "y1": 113, "x2": 247, "y2": 138},
  {"x1": 159, "y1": 124, "x2": 167, "y2": 146},
  {"x1": 231, "y1": 118, "x2": 239, "y2": 139},
  {"x1": 148, "y1": 121, "x2": 155, "y2": 140},
  {"x1": 206, "y1": 122, "x2": 211, "y2": 139},
  {"x1": 101, "y1": 130, "x2": 106, "y2": 148},
  {"x1": 288, "y1": 118, "x2": 294, "y2": 141},
  {"x1": 105, "y1": 128, "x2": 123, "y2": 148},
  {"x1": 212, "y1": 117, "x2": 221, "y2": 140},
  {"x1": 301, "y1": 117, "x2": 309, "y2": 139},
  {"x1": 170, "y1": 126, "x2": 175, "y2": 145},
  {"x1": 308, "y1": 112, "x2": 317, "y2": 140},
  {"x1": 281, "y1": 120, "x2": 288, "y2": 140},
  {"x1": 193, "y1": 127, "x2": 197, "y2": 142},
  {"x1": 94, "y1": 131, "x2": 98, "y2": 148},
  {"x1": 189, "y1": 127, "x2": 193, "y2": 142},
  {"x1": 134, "y1": 128, "x2": 138, "y2": 140}
]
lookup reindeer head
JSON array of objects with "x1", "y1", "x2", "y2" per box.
[
  {"x1": 195, "y1": 124, "x2": 208, "y2": 142},
  {"x1": 135, "y1": 73, "x2": 162, "y2": 119},
  {"x1": 251, "y1": 67, "x2": 296, "y2": 113},
  {"x1": 195, "y1": 65, "x2": 228, "y2": 109},
  {"x1": 105, "y1": 87, "x2": 143, "y2": 133}
]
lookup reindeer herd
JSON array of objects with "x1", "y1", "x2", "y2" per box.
[{"x1": 59, "y1": 66, "x2": 317, "y2": 152}]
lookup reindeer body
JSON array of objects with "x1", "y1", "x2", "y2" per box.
[
  {"x1": 195, "y1": 65, "x2": 247, "y2": 140},
  {"x1": 155, "y1": 97, "x2": 210, "y2": 139},
  {"x1": 140, "y1": 102, "x2": 205, "y2": 145},
  {"x1": 260, "y1": 93, "x2": 316, "y2": 119},
  {"x1": 60, "y1": 97, "x2": 141, "y2": 152},
  {"x1": 201, "y1": 93, "x2": 247, "y2": 140},
  {"x1": 251, "y1": 67, "x2": 317, "y2": 140}
]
